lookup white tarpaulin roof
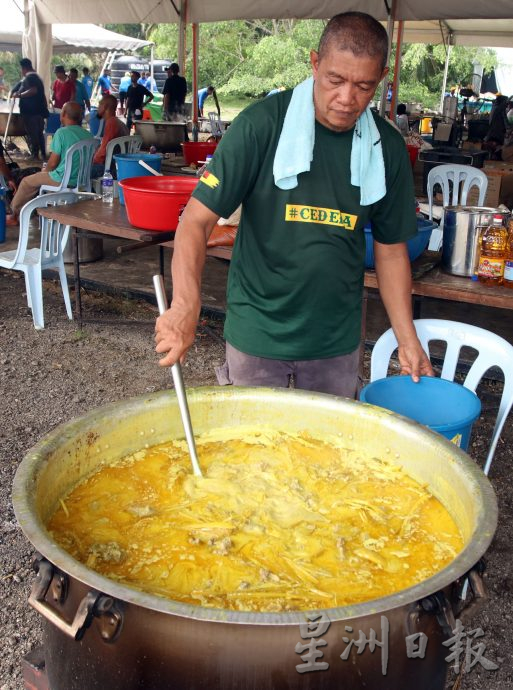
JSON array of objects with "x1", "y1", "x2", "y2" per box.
[
  {"x1": 2, "y1": 0, "x2": 152, "y2": 53},
  {"x1": 31, "y1": 0, "x2": 513, "y2": 27}
]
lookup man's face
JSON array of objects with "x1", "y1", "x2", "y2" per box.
[
  {"x1": 69, "y1": 72, "x2": 77, "y2": 82},
  {"x1": 55, "y1": 70, "x2": 66, "y2": 82},
  {"x1": 310, "y1": 48, "x2": 387, "y2": 132},
  {"x1": 131, "y1": 73, "x2": 138, "y2": 84},
  {"x1": 97, "y1": 99, "x2": 107, "y2": 118}
]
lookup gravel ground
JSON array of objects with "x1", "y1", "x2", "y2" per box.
[{"x1": 0, "y1": 268, "x2": 511, "y2": 690}]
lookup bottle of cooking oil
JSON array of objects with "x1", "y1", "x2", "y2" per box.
[
  {"x1": 477, "y1": 214, "x2": 508, "y2": 285},
  {"x1": 504, "y1": 218, "x2": 513, "y2": 289}
]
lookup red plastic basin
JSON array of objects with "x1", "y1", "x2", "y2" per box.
[
  {"x1": 181, "y1": 141, "x2": 218, "y2": 167},
  {"x1": 119, "y1": 176, "x2": 199, "y2": 231}
]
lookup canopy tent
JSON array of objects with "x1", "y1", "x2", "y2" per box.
[{"x1": 28, "y1": 0, "x2": 513, "y2": 25}]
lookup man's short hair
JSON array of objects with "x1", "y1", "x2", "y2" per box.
[
  {"x1": 82, "y1": 67, "x2": 90, "y2": 74},
  {"x1": 167, "y1": 63, "x2": 179, "y2": 74},
  {"x1": 69, "y1": 68, "x2": 78, "y2": 77},
  {"x1": 131, "y1": 70, "x2": 141, "y2": 80},
  {"x1": 101, "y1": 94, "x2": 118, "y2": 111},
  {"x1": 54, "y1": 65, "x2": 66, "y2": 74},
  {"x1": 63, "y1": 101, "x2": 82, "y2": 123},
  {"x1": 397, "y1": 103, "x2": 407, "y2": 115},
  {"x1": 318, "y1": 12, "x2": 389, "y2": 70},
  {"x1": 19, "y1": 58, "x2": 33, "y2": 70}
]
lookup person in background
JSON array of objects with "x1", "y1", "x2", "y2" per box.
[
  {"x1": 137, "y1": 71, "x2": 148, "y2": 87},
  {"x1": 0, "y1": 66, "x2": 7, "y2": 99},
  {"x1": 155, "y1": 12, "x2": 432, "y2": 396},
  {"x1": 10, "y1": 57, "x2": 49, "y2": 161},
  {"x1": 0, "y1": 139, "x2": 17, "y2": 194},
  {"x1": 146, "y1": 73, "x2": 158, "y2": 93},
  {"x1": 484, "y1": 95, "x2": 509, "y2": 157},
  {"x1": 6, "y1": 102, "x2": 92, "y2": 225},
  {"x1": 162, "y1": 63, "x2": 187, "y2": 118},
  {"x1": 69, "y1": 68, "x2": 90, "y2": 116},
  {"x1": 125, "y1": 70, "x2": 153, "y2": 131},
  {"x1": 197, "y1": 85, "x2": 220, "y2": 118},
  {"x1": 98, "y1": 68, "x2": 112, "y2": 97},
  {"x1": 51, "y1": 65, "x2": 74, "y2": 110},
  {"x1": 266, "y1": 86, "x2": 285, "y2": 97},
  {"x1": 82, "y1": 67, "x2": 94, "y2": 99},
  {"x1": 90, "y1": 95, "x2": 129, "y2": 178},
  {"x1": 118, "y1": 71, "x2": 131, "y2": 115},
  {"x1": 396, "y1": 103, "x2": 409, "y2": 137}
]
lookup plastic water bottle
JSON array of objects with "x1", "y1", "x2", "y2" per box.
[{"x1": 102, "y1": 171, "x2": 114, "y2": 204}]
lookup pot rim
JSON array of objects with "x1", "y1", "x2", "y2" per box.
[{"x1": 12, "y1": 387, "x2": 498, "y2": 626}]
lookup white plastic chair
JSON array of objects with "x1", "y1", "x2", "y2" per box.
[
  {"x1": 208, "y1": 112, "x2": 225, "y2": 138},
  {"x1": 427, "y1": 164, "x2": 488, "y2": 251},
  {"x1": 370, "y1": 318, "x2": 513, "y2": 475},
  {"x1": 103, "y1": 134, "x2": 143, "y2": 173},
  {"x1": 0, "y1": 191, "x2": 79, "y2": 329},
  {"x1": 40, "y1": 138, "x2": 100, "y2": 194}
]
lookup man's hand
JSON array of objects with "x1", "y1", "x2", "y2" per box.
[
  {"x1": 154, "y1": 303, "x2": 199, "y2": 367},
  {"x1": 397, "y1": 339, "x2": 434, "y2": 383},
  {"x1": 7, "y1": 179, "x2": 17, "y2": 193}
]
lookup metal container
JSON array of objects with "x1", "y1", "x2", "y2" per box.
[
  {"x1": 63, "y1": 235, "x2": 104, "y2": 264},
  {"x1": 0, "y1": 111, "x2": 27, "y2": 137},
  {"x1": 442, "y1": 206, "x2": 506, "y2": 276},
  {"x1": 134, "y1": 120, "x2": 187, "y2": 152},
  {"x1": 12, "y1": 388, "x2": 497, "y2": 690}
]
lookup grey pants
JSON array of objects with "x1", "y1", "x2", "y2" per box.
[
  {"x1": 21, "y1": 114, "x2": 46, "y2": 158},
  {"x1": 216, "y1": 342, "x2": 360, "y2": 398}
]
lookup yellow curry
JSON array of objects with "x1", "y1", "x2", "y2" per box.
[{"x1": 48, "y1": 426, "x2": 463, "y2": 612}]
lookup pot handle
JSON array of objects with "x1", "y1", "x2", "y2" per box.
[{"x1": 29, "y1": 555, "x2": 118, "y2": 641}]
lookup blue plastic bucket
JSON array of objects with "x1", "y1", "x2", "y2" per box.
[
  {"x1": 359, "y1": 376, "x2": 481, "y2": 450},
  {"x1": 88, "y1": 107, "x2": 101, "y2": 136},
  {"x1": 114, "y1": 153, "x2": 163, "y2": 205},
  {"x1": 364, "y1": 218, "x2": 435, "y2": 268}
]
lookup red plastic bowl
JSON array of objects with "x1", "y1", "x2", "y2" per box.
[
  {"x1": 119, "y1": 176, "x2": 199, "y2": 231},
  {"x1": 181, "y1": 141, "x2": 218, "y2": 167}
]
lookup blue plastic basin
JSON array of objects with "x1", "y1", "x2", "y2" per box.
[
  {"x1": 364, "y1": 218, "x2": 435, "y2": 268},
  {"x1": 114, "y1": 153, "x2": 163, "y2": 205},
  {"x1": 359, "y1": 376, "x2": 481, "y2": 450}
]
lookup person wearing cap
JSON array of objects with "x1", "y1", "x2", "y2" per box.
[
  {"x1": 162, "y1": 63, "x2": 187, "y2": 119},
  {"x1": 125, "y1": 71, "x2": 153, "y2": 131}
]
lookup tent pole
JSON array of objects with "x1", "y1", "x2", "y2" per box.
[
  {"x1": 192, "y1": 22, "x2": 198, "y2": 141},
  {"x1": 390, "y1": 20, "x2": 404, "y2": 124},
  {"x1": 440, "y1": 44, "x2": 453, "y2": 113},
  {"x1": 150, "y1": 44, "x2": 154, "y2": 89},
  {"x1": 178, "y1": 0, "x2": 187, "y2": 73},
  {"x1": 379, "y1": 3, "x2": 396, "y2": 118}
]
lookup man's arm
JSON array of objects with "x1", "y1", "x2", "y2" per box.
[
  {"x1": 45, "y1": 152, "x2": 60, "y2": 172},
  {"x1": 143, "y1": 87, "x2": 154, "y2": 106},
  {"x1": 155, "y1": 197, "x2": 220, "y2": 367},
  {"x1": 373, "y1": 240, "x2": 433, "y2": 381}
]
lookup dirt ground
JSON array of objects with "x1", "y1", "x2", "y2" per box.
[{"x1": 0, "y1": 268, "x2": 511, "y2": 690}]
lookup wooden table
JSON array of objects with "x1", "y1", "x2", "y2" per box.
[{"x1": 38, "y1": 198, "x2": 175, "y2": 326}]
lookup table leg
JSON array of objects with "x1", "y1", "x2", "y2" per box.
[
  {"x1": 72, "y1": 228, "x2": 83, "y2": 328},
  {"x1": 359, "y1": 287, "x2": 369, "y2": 389},
  {"x1": 159, "y1": 245, "x2": 165, "y2": 277}
]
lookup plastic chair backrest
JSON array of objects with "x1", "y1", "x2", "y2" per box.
[
  {"x1": 104, "y1": 135, "x2": 143, "y2": 173},
  {"x1": 42, "y1": 138, "x2": 100, "y2": 194},
  {"x1": 427, "y1": 164, "x2": 488, "y2": 220},
  {"x1": 370, "y1": 318, "x2": 513, "y2": 475},
  {"x1": 208, "y1": 111, "x2": 225, "y2": 138},
  {"x1": 94, "y1": 118, "x2": 105, "y2": 140}
]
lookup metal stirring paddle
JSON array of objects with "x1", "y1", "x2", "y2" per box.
[{"x1": 153, "y1": 274, "x2": 203, "y2": 477}]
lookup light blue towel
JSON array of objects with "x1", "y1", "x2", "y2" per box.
[{"x1": 273, "y1": 76, "x2": 386, "y2": 206}]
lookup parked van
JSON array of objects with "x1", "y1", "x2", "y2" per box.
[{"x1": 109, "y1": 55, "x2": 173, "y2": 93}]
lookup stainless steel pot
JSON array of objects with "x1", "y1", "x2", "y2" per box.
[
  {"x1": 441, "y1": 205, "x2": 507, "y2": 277},
  {"x1": 12, "y1": 388, "x2": 497, "y2": 690},
  {"x1": 134, "y1": 120, "x2": 187, "y2": 152}
]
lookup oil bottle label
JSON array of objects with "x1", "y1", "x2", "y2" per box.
[
  {"x1": 477, "y1": 257, "x2": 504, "y2": 278},
  {"x1": 504, "y1": 260, "x2": 513, "y2": 281}
]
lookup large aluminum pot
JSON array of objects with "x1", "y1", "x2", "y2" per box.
[
  {"x1": 441, "y1": 205, "x2": 507, "y2": 276},
  {"x1": 0, "y1": 110, "x2": 27, "y2": 137},
  {"x1": 12, "y1": 388, "x2": 497, "y2": 690},
  {"x1": 134, "y1": 120, "x2": 187, "y2": 152}
]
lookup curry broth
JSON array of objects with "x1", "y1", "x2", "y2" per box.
[{"x1": 47, "y1": 427, "x2": 464, "y2": 612}]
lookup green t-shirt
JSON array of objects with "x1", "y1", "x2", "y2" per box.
[
  {"x1": 49, "y1": 125, "x2": 93, "y2": 188},
  {"x1": 193, "y1": 92, "x2": 417, "y2": 360}
]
